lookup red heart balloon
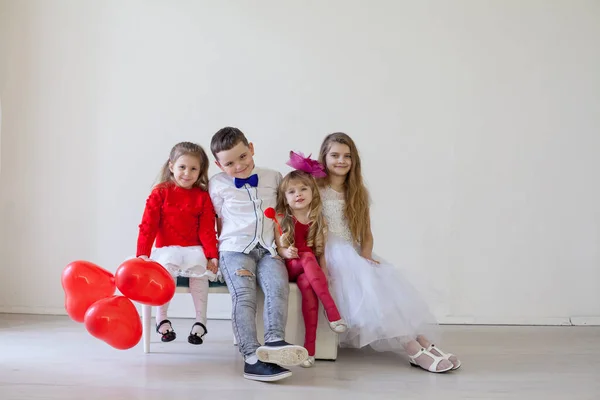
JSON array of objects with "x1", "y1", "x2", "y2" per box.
[
  {"x1": 84, "y1": 295, "x2": 142, "y2": 350},
  {"x1": 61, "y1": 260, "x2": 116, "y2": 323},
  {"x1": 115, "y1": 258, "x2": 175, "y2": 306}
]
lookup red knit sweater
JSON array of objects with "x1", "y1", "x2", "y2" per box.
[{"x1": 136, "y1": 182, "x2": 218, "y2": 259}]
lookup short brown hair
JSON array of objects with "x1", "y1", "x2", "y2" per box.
[{"x1": 210, "y1": 127, "x2": 250, "y2": 160}]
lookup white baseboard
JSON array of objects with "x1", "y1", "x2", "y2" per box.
[
  {"x1": 0, "y1": 306, "x2": 230, "y2": 320},
  {"x1": 0, "y1": 306, "x2": 598, "y2": 326},
  {"x1": 569, "y1": 316, "x2": 600, "y2": 326},
  {"x1": 439, "y1": 316, "x2": 573, "y2": 326},
  {"x1": 205, "y1": 312, "x2": 231, "y2": 320},
  {"x1": 438, "y1": 316, "x2": 600, "y2": 326},
  {"x1": 0, "y1": 306, "x2": 67, "y2": 315},
  {"x1": 0, "y1": 293, "x2": 233, "y2": 320}
]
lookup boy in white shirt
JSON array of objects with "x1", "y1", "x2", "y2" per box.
[{"x1": 209, "y1": 127, "x2": 308, "y2": 382}]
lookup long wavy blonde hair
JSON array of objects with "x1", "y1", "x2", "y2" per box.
[
  {"x1": 276, "y1": 170, "x2": 327, "y2": 257},
  {"x1": 155, "y1": 142, "x2": 210, "y2": 191},
  {"x1": 318, "y1": 132, "x2": 370, "y2": 244}
]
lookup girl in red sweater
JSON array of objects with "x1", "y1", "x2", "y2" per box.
[
  {"x1": 274, "y1": 152, "x2": 348, "y2": 367},
  {"x1": 137, "y1": 142, "x2": 218, "y2": 345}
]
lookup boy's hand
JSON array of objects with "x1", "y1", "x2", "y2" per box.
[
  {"x1": 207, "y1": 258, "x2": 219, "y2": 273},
  {"x1": 282, "y1": 246, "x2": 299, "y2": 259}
]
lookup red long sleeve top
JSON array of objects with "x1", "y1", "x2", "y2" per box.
[{"x1": 136, "y1": 182, "x2": 218, "y2": 259}]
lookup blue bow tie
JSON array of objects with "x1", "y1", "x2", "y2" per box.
[{"x1": 234, "y1": 174, "x2": 259, "y2": 188}]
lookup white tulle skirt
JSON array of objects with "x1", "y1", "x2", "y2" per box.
[
  {"x1": 150, "y1": 245, "x2": 210, "y2": 279},
  {"x1": 325, "y1": 234, "x2": 440, "y2": 353}
]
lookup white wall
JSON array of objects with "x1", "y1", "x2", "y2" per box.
[{"x1": 1, "y1": 0, "x2": 599, "y2": 325}]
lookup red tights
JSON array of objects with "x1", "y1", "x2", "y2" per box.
[{"x1": 286, "y1": 252, "x2": 341, "y2": 356}]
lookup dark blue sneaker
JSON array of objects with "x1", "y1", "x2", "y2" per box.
[
  {"x1": 243, "y1": 360, "x2": 292, "y2": 382},
  {"x1": 256, "y1": 340, "x2": 309, "y2": 367}
]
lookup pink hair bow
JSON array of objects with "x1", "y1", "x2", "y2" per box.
[{"x1": 286, "y1": 151, "x2": 327, "y2": 178}]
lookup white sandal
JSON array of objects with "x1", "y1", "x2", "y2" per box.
[
  {"x1": 427, "y1": 344, "x2": 461, "y2": 370},
  {"x1": 300, "y1": 356, "x2": 316, "y2": 368},
  {"x1": 329, "y1": 318, "x2": 348, "y2": 333},
  {"x1": 408, "y1": 347, "x2": 453, "y2": 373}
]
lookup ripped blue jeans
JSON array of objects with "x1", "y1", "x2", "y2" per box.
[{"x1": 219, "y1": 246, "x2": 289, "y2": 358}]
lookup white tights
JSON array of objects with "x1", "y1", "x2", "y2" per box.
[{"x1": 156, "y1": 264, "x2": 209, "y2": 331}]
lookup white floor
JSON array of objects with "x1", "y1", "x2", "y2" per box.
[{"x1": 0, "y1": 314, "x2": 599, "y2": 399}]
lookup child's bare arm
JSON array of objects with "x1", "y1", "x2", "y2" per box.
[
  {"x1": 275, "y1": 219, "x2": 298, "y2": 259},
  {"x1": 360, "y1": 226, "x2": 379, "y2": 264}
]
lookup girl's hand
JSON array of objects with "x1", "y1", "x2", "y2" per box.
[
  {"x1": 282, "y1": 246, "x2": 299, "y2": 259},
  {"x1": 207, "y1": 258, "x2": 219, "y2": 273},
  {"x1": 361, "y1": 253, "x2": 380, "y2": 265}
]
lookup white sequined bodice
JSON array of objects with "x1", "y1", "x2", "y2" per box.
[{"x1": 320, "y1": 186, "x2": 353, "y2": 243}]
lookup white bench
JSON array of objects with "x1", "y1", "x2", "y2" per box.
[{"x1": 141, "y1": 282, "x2": 339, "y2": 360}]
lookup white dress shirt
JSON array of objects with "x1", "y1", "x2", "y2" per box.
[{"x1": 208, "y1": 167, "x2": 282, "y2": 255}]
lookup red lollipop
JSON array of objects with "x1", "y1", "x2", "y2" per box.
[{"x1": 264, "y1": 207, "x2": 282, "y2": 235}]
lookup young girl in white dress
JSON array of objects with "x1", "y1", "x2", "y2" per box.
[{"x1": 317, "y1": 132, "x2": 461, "y2": 373}]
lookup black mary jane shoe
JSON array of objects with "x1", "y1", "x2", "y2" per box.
[
  {"x1": 156, "y1": 319, "x2": 176, "y2": 342},
  {"x1": 188, "y1": 322, "x2": 207, "y2": 345}
]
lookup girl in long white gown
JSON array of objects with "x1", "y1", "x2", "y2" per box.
[{"x1": 316, "y1": 132, "x2": 461, "y2": 373}]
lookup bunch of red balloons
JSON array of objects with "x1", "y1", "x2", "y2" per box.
[{"x1": 60, "y1": 258, "x2": 176, "y2": 350}]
